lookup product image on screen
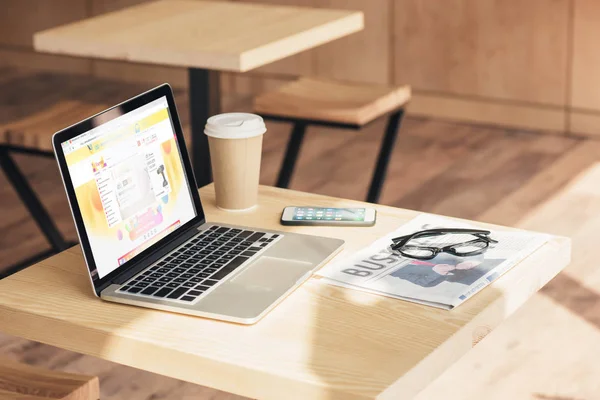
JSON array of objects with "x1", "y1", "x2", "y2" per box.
[
  {"x1": 62, "y1": 97, "x2": 196, "y2": 279},
  {"x1": 293, "y1": 207, "x2": 366, "y2": 221}
]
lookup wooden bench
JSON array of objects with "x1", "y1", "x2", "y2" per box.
[
  {"x1": 0, "y1": 357, "x2": 99, "y2": 399},
  {"x1": 0, "y1": 68, "x2": 187, "y2": 276},
  {"x1": 254, "y1": 77, "x2": 411, "y2": 203}
]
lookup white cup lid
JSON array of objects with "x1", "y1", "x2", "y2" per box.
[{"x1": 204, "y1": 113, "x2": 266, "y2": 139}]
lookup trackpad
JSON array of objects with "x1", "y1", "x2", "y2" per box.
[{"x1": 232, "y1": 257, "x2": 312, "y2": 287}]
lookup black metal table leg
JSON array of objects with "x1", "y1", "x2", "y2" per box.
[
  {"x1": 276, "y1": 122, "x2": 307, "y2": 188},
  {"x1": 0, "y1": 146, "x2": 68, "y2": 251},
  {"x1": 189, "y1": 68, "x2": 221, "y2": 188},
  {"x1": 366, "y1": 109, "x2": 405, "y2": 204}
]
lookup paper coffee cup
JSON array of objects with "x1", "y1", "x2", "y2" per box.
[{"x1": 205, "y1": 113, "x2": 266, "y2": 211}]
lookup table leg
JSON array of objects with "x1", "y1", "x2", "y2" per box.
[{"x1": 188, "y1": 68, "x2": 221, "y2": 188}]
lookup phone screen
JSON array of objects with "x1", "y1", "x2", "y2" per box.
[{"x1": 292, "y1": 207, "x2": 366, "y2": 222}]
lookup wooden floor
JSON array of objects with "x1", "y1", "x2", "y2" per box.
[{"x1": 1, "y1": 94, "x2": 600, "y2": 399}]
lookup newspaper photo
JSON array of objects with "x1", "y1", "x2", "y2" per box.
[{"x1": 317, "y1": 214, "x2": 550, "y2": 309}]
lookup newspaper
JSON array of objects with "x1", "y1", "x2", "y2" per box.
[{"x1": 317, "y1": 214, "x2": 550, "y2": 309}]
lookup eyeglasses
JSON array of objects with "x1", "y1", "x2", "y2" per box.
[{"x1": 390, "y1": 228, "x2": 498, "y2": 260}]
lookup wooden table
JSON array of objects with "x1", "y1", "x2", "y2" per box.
[
  {"x1": 32, "y1": 0, "x2": 364, "y2": 187},
  {"x1": 0, "y1": 186, "x2": 570, "y2": 399}
]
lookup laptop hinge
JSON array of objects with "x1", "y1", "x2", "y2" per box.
[{"x1": 97, "y1": 220, "x2": 206, "y2": 293}]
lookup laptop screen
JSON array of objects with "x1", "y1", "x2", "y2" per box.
[{"x1": 61, "y1": 96, "x2": 196, "y2": 279}]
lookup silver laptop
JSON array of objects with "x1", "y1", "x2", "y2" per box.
[{"x1": 52, "y1": 84, "x2": 344, "y2": 324}]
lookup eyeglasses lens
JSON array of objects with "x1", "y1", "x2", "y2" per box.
[
  {"x1": 400, "y1": 247, "x2": 435, "y2": 258},
  {"x1": 451, "y1": 241, "x2": 487, "y2": 255}
]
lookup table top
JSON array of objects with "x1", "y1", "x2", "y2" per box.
[
  {"x1": 33, "y1": 0, "x2": 364, "y2": 72},
  {"x1": 0, "y1": 186, "x2": 570, "y2": 400}
]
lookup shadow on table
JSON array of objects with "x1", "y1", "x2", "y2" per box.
[{"x1": 305, "y1": 275, "x2": 507, "y2": 399}]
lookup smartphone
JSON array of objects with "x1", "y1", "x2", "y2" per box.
[{"x1": 281, "y1": 206, "x2": 376, "y2": 226}]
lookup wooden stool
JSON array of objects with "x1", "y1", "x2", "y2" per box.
[
  {"x1": 0, "y1": 68, "x2": 187, "y2": 277},
  {"x1": 0, "y1": 357, "x2": 99, "y2": 399},
  {"x1": 254, "y1": 78, "x2": 411, "y2": 203}
]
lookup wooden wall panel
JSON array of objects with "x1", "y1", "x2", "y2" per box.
[
  {"x1": 1, "y1": 0, "x2": 88, "y2": 48},
  {"x1": 91, "y1": 0, "x2": 154, "y2": 15},
  {"x1": 0, "y1": 48, "x2": 92, "y2": 75},
  {"x1": 394, "y1": 0, "x2": 570, "y2": 106},
  {"x1": 92, "y1": 60, "x2": 187, "y2": 88},
  {"x1": 314, "y1": 0, "x2": 390, "y2": 84},
  {"x1": 569, "y1": 111, "x2": 600, "y2": 137},
  {"x1": 571, "y1": 0, "x2": 600, "y2": 111},
  {"x1": 409, "y1": 92, "x2": 566, "y2": 133}
]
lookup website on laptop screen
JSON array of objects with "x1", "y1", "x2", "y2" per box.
[{"x1": 62, "y1": 97, "x2": 196, "y2": 279}]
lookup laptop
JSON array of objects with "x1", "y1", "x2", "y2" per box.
[{"x1": 53, "y1": 84, "x2": 344, "y2": 324}]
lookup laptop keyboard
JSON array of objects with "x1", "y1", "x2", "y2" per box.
[{"x1": 118, "y1": 226, "x2": 281, "y2": 303}]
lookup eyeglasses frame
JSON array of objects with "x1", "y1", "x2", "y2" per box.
[{"x1": 391, "y1": 228, "x2": 498, "y2": 260}]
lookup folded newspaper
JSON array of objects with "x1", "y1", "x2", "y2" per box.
[{"x1": 317, "y1": 214, "x2": 549, "y2": 309}]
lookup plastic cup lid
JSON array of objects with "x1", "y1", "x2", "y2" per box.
[{"x1": 204, "y1": 113, "x2": 266, "y2": 139}]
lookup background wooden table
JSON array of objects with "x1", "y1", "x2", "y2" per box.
[
  {"x1": 0, "y1": 186, "x2": 570, "y2": 399},
  {"x1": 33, "y1": 0, "x2": 364, "y2": 187}
]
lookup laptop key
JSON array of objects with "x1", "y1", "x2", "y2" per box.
[
  {"x1": 159, "y1": 277, "x2": 171, "y2": 282},
  {"x1": 166, "y1": 272, "x2": 178, "y2": 278},
  {"x1": 182, "y1": 282, "x2": 195, "y2": 288},
  {"x1": 127, "y1": 287, "x2": 142, "y2": 294},
  {"x1": 222, "y1": 254, "x2": 235, "y2": 260},
  {"x1": 167, "y1": 287, "x2": 188, "y2": 299},
  {"x1": 237, "y1": 230, "x2": 253, "y2": 238},
  {"x1": 216, "y1": 227, "x2": 229, "y2": 233},
  {"x1": 199, "y1": 273, "x2": 210, "y2": 278},
  {"x1": 203, "y1": 280, "x2": 218, "y2": 286},
  {"x1": 166, "y1": 282, "x2": 179, "y2": 288},
  {"x1": 188, "y1": 290, "x2": 202, "y2": 296},
  {"x1": 154, "y1": 281, "x2": 166, "y2": 287},
  {"x1": 181, "y1": 296, "x2": 196, "y2": 302},
  {"x1": 241, "y1": 251, "x2": 257, "y2": 257},
  {"x1": 153, "y1": 287, "x2": 172, "y2": 298},
  {"x1": 205, "y1": 268, "x2": 217, "y2": 273},
  {"x1": 181, "y1": 273, "x2": 193, "y2": 279},
  {"x1": 190, "y1": 277, "x2": 203, "y2": 283},
  {"x1": 248, "y1": 232, "x2": 265, "y2": 242},
  {"x1": 211, "y1": 256, "x2": 249, "y2": 280},
  {"x1": 196, "y1": 285, "x2": 211, "y2": 291},
  {"x1": 136, "y1": 282, "x2": 149, "y2": 288},
  {"x1": 141, "y1": 286, "x2": 159, "y2": 295}
]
